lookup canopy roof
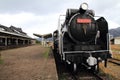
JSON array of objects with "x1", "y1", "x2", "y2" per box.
[{"x1": 33, "y1": 33, "x2": 52, "y2": 39}]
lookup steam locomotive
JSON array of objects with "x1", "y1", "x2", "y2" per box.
[{"x1": 53, "y1": 3, "x2": 111, "y2": 72}]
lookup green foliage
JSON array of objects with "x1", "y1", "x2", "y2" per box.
[
  {"x1": 0, "y1": 53, "x2": 3, "y2": 64},
  {"x1": 59, "y1": 74, "x2": 67, "y2": 80},
  {"x1": 36, "y1": 40, "x2": 41, "y2": 44},
  {"x1": 0, "y1": 56, "x2": 3, "y2": 64},
  {"x1": 99, "y1": 68, "x2": 106, "y2": 76},
  {"x1": 113, "y1": 53, "x2": 120, "y2": 60},
  {"x1": 0, "y1": 59, "x2": 3, "y2": 64},
  {"x1": 43, "y1": 48, "x2": 50, "y2": 58},
  {"x1": 105, "y1": 74, "x2": 118, "y2": 80},
  {"x1": 100, "y1": 67, "x2": 118, "y2": 80}
]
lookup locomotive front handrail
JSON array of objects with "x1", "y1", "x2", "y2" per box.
[{"x1": 63, "y1": 50, "x2": 110, "y2": 54}]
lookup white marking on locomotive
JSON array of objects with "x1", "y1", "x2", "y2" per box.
[{"x1": 87, "y1": 55, "x2": 97, "y2": 66}]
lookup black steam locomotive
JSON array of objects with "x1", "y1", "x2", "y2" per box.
[{"x1": 53, "y1": 3, "x2": 111, "y2": 72}]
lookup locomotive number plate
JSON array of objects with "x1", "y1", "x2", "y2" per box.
[{"x1": 77, "y1": 19, "x2": 91, "y2": 23}]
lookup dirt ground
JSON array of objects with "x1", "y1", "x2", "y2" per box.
[
  {"x1": 107, "y1": 62, "x2": 120, "y2": 79},
  {"x1": 0, "y1": 45, "x2": 58, "y2": 80},
  {"x1": 99, "y1": 62, "x2": 120, "y2": 80}
]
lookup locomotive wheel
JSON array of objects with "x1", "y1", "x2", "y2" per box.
[
  {"x1": 95, "y1": 65, "x2": 99, "y2": 73},
  {"x1": 73, "y1": 63, "x2": 77, "y2": 72},
  {"x1": 68, "y1": 63, "x2": 77, "y2": 72},
  {"x1": 96, "y1": 60, "x2": 100, "y2": 73},
  {"x1": 92, "y1": 64, "x2": 99, "y2": 73}
]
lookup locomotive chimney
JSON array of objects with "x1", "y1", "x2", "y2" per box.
[{"x1": 79, "y1": 3, "x2": 88, "y2": 14}]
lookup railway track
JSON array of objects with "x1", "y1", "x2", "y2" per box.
[
  {"x1": 108, "y1": 58, "x2": 120, "y2": 66},
  {"x1": 67, "y1": 69, "x2": 104, "y2": 80},
  {"x1": 53, "y1": 50, "x2": 106, "y2": 80},
  {"x1": 91, "y1": 71, "x2": 104, "y2": 80},
  {"x1": 69, "y1": 72, "x2": 78, "y2": 80},
  {"x1": 111, "y1": 58, "x2": 120, "y2": 61}
]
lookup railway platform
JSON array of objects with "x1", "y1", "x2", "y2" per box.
[{"x1": 0, "y1": 45, "x2": 58, "y2": 80}]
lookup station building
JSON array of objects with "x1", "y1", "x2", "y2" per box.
[
  {"x1": 0, "y1": 24, "x2": 34, "y2": 49},
  {"x1": 111, "y1": 37, "x2": 120, "y2": 45}
]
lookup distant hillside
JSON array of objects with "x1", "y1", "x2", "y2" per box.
[
  {"x1": 35, "y1": 37, "x2": 53, "y2": 41},
  {"x1": 35, "y1": 38, "x2": 42, "y2": 41},
  {"x1": 109, "y1": 27, "x2": 120, "y2": 37}
]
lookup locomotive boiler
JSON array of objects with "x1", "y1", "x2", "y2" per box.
[{"x1": 53, "y1": 3, "x2": 111, "y2": 72}]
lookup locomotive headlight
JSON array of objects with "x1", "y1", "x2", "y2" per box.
[{"x1": 81, "y1": 3, "x2": 88, "y2": 10}]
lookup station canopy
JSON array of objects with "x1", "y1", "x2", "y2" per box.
[{"x1": 33, "y1": 33, "x2": 52, "y2": 39}]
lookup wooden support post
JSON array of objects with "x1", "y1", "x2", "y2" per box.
[
  {"x1": 23, "y1": 40, "x2": 25, "y2": 45},
  {"x1": 5, "y1": 38, "x2": 7, "y2": 46},
  {"x1": 16, "y1": 39, "x2": 18, "y2": 45},
  {"x1": 42, "y1": 36, "x2": 44, "y2": 46}
]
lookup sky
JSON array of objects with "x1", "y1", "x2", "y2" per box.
[{"x1": 0, "y1": 0, "x2": 120, "y2": 38}]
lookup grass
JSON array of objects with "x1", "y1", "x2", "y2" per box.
[
  {"x1": 98, "y1": 68, "x2": 117, "y2": 80},
  {"x1": 112, "y1": 53, "x2": 120, "y2": 60},
  {"x1": 105, "y1": 74, "x2": 118, "y2": 80},
  {"x1": 99, "y1": 68, "x2": 106, "y2": 76},
  {"x1": 0, "y1": 54, "x2": 3, "y2": 64},
  {"x1": 43, "y1": 48, "x2": 50, "y2": 58},
  {"x1": 99, "y1": 63, "x2": 119, "y2": 80},
  {"x1": 110, "y1": 44, "x2": 120, "y2": 60},
  {"x1": 111, "y1": 44, "x2": 120, "y2": 51},
  {"x1": 59, "y1": 74, "x2": 67, "y2": 80},
  {"x1": 0, "y1": 59, "x2": 3, "y2": 64}
]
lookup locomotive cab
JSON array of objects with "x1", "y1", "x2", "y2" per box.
[{"x1": 53, "y1": 30, "x2": 58, "y2": 52}]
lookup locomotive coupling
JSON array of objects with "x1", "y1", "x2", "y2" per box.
[{"x1": 87, "y1": 55, "x2": 97, "y2": 66}]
